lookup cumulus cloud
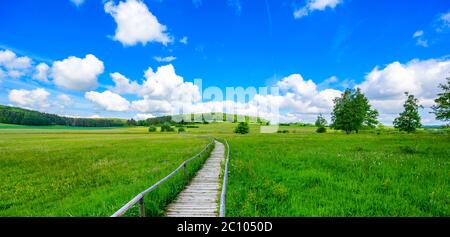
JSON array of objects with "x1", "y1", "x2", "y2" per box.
[
  {"x1": 109, "y1": 72, "x2": 140, "y2": 95},
  {"x1": 0, "y1": 49, "x2": 32, "y2": 78},
  {"x1": 154, "y1": 56, "x2": 176, "y2": 63},
  {"x1": 85, "y1": 90, "x2": 130, "y2": 112},
  {"x1": 358, "y1": 58, "x2": 450, "y2": 114},
  {"x1": 51, "y1": 54, "x2": 104, "y2": 91},
  {"x1": 33, "y1": 63, "x2": 50, "y2": 82},
  {"x1": 8, "y1": 88, "x2": 50, "y2": 109},
  {"x1": 294, "y1": 0, "x2": 342, "y2": 19},
  {"x1": 104, "y1": 0, "x2": 172, "y2": 46},
  {"x1": 57, "y1": 94, "x2": 73, "y2": 106},
  {"x1": 116, "y1": 65, "x2": 199, "y2": 112}
]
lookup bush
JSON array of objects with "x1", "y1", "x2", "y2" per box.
[
  {"x1": 161, "y1": 122, "x2": 175, "y2": 132},
  {"x1": 277, "y1": 130, "x2": 289, "y2": 133},
  {"x1": 316, "y1": 127, "x2": 327, "y2": 133},
  {"x1": 178, "y1": 127, "x2": 186, "y2": 133},
  {"x1": 148, "y1": 126, "x2": 157, "y2": 132},
  {"x1": 186, "y1": 125, "x2": 199, "y2": 128},
  {"x1": 234, "y1": 122, "x2": 249, "y2": 134}
]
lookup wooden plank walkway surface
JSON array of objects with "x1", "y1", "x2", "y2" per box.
[{"x1": 166, "y1": 140, "x2": 224, "y2": 217}]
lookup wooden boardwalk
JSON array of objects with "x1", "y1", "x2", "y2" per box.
[{"x1": 166, "y1": 141, "x2": 225, "y2": 217}]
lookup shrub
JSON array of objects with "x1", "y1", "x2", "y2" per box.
[
  {"x1": 148, "y1": 126, "x2": 157, "y2": 132},
  {"x1": 277, "y1": 130, "x2": 289, "y2": 133},
  {"x1": 178, "y1": 127, "x2": 186, "y2": 133},
  {"x1": 234, "y1": 122, "x2": 249, "y2": 134},
  {"x1": 186, "y1": 125, "x2": 199, "y2": 128},
  {"x1": 316, "y1": 127, "x2": 327, "y2": 133},
  {"x1": 161, "y1": 122, "x2": 175, "y2": 132}
]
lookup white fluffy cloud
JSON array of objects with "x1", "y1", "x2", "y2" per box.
[
  {"x1": 294, "y1": 0, "x2": 342, "y2": 19},
  {"x1": 358, "y1": 58, "x2": 450, "y2": 114},
  {"x1": 104, "y1": 0, "x2": 172, "y2": 46},
  {"x1": 33, "y1": 63, "x2": 50, "y2": 82},
  {"x1": 8, "y1": 88, "x2": 50, "y2": 109},
  {"x1": 51, "y1": 54, "x2": 104, "y2": 91},
  {"x1": 0, "y1": 49, "x2": 32, "y2": 78},
  {"x1": 85, "y1": 90, "x2": 130, "y2": 112},
  {"x1": 109, "y1": 72, "x2": 140, "y2": 95},
  {"x1": 154, "y1": 56, "x2": 176, "y2": 63}
]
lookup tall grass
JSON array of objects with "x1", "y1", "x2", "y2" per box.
[{"x1": 0, "y1": 131, "x2": 211, "y2": 216}]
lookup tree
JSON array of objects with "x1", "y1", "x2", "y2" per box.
[
  {"x1": 127, "y1": 119, "x2": 137, "y2": 126},
  {"x1": 315, "y1": 114, "x2": 328, "y2": 133},
  {"x1": 234, "y1": 122, "x2": 249, "y2": 134},
  {"x1": 432, "y1": 76, "x2": 450, "y2": 123},
  {"x1": 393, "y1": 92, "x2": 422, "y2": 133},
  {"x1": 331, "y1": 88, "x2": 379, "y2": 134},
  {"x1": 160, "y1": 122, "x2": 174, "y2": 132},
  {"x1": 315, "y1": 114, "x2": 327, "y2": 127}
]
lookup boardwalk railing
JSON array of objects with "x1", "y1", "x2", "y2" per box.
[
  {"x1": 219, "y1": 139, "x2": 230, "y2": 217},
  {"x1": 111, "y1": 139, "x2": 214, "y2": 217}
]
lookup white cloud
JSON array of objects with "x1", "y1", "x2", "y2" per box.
[
  {"x1": 154, "y1": 56, "x2": 176, "y2": 63},
  {"x1": 51, "y1": 54, "x2": 104, "y2": 91},
  {"x1": 440, "y1": 11, "x2": 450, "y2": 26},
  {"x1": 8, "y1": 88, "x2": 50, "y2": 109},
  {"x1": 179, "y1": 36, "x2": 188, "y2": 45},
  {"x1": 104, "y1": 0, "x2": 172, "y2": 46},
  {"x1": 358, "y1": 58, "x2": 450, "y2": 115},
  {"x1": 133, "y1": 113, "x2": 156, "y2": 120},
  {"x1": 294, "y1": 0, "x2": 342, "y2": 19},
  {"x1": 33, "y1": 63, "x2": 50, "y2": 82},
  {"x1": 109, "y1": 72, "x2": 140, "y2": 95},
  {"x1": 413, "y1": 30, "x2": 424, "y2": 38},
  {"x1": 0, "y1": 49, "x2": 32, "y2": 78},
  {"x1": 412, "y1": 30, "x2": 428, "y2": 47},
  {"x1": 57, "y1": 94, "x2": 73, "y2": 106},
  {"x1": 416, "y1": 39, "x2": 428, "y2": 47},
  {"x1": 85, "y1": 90, "x2": 130, "y2": 112},
  {"x1": 70, "y1": 0, "x2": 85, "y2": 7}
]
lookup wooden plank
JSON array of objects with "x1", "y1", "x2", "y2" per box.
[{"x1": 166, "y1": 141, "x2": 225, "y2": 217}]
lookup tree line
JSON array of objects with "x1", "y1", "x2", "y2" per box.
[{"x1": 0, "y1": 105, "x2": 126, "y2": 127}]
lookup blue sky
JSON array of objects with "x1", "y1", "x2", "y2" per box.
[{"x1": 0, "y1": 0, "x2": 449, "y2": 124}]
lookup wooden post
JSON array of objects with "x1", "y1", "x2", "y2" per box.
[
  {"x1": 183, "y1": 163, "x2": 187, "y2": 181},
  {"x1": 139, "y1": 197, "x2": 145, "y2": 217}
]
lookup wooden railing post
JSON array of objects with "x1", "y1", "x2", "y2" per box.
[
  {"x1": 139, "y1": 197, "x2": 145, "y2": 217},
  {"x1": 183, "y1": 163, "x2": 187, "y2": 181}
]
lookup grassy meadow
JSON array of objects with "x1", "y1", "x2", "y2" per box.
[
  {"x1": 0, "y1": 125, "x2": 213, "y2": 216},
  {"x1": 224, "y1": 127, "x2": 450, "y2": 217},
  {"x1": 0, "y1": 122, "x2": 449, "y2": 216}
]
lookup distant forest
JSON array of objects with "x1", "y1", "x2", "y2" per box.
[
  {"x1": 0, "y1": 105, "x2": 126, "y2": 127},
  {"x1": 0, "y1": 105, "x2": 269, "y2": 127}
]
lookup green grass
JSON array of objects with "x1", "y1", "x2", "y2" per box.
[
  {"x1": 224, "y1": 129, "x2": 450, "y2": 216},
  {"x1": 0, "y1": 128, "x2": 212, "y2": 216},
  {"x1": 1, "y1": 122, "x2": 449, "y2": 217}
]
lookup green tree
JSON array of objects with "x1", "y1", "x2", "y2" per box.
[
  {"x1": 432, "y1": 76, "x2": 450, "y2": 123},
  {"x1": 393, "y1": 92, "x2": 422, "y2": 133},
  {"x1": 234, "y1": 122, "x2": 249, "y2": 134},
  {"x1": 315, "y1": 114, "x2": 327, "y2": 127},
  {"x1": 331, "y1": 88, "x2": 379, "y2": 134}
]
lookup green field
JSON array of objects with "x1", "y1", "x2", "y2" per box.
[
  {"x1": 0, "y1": 126, "x2": 213, "y2": 216},
  {"x1": 0, "y1": 123, "x2": 449, "y2": 216}
]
